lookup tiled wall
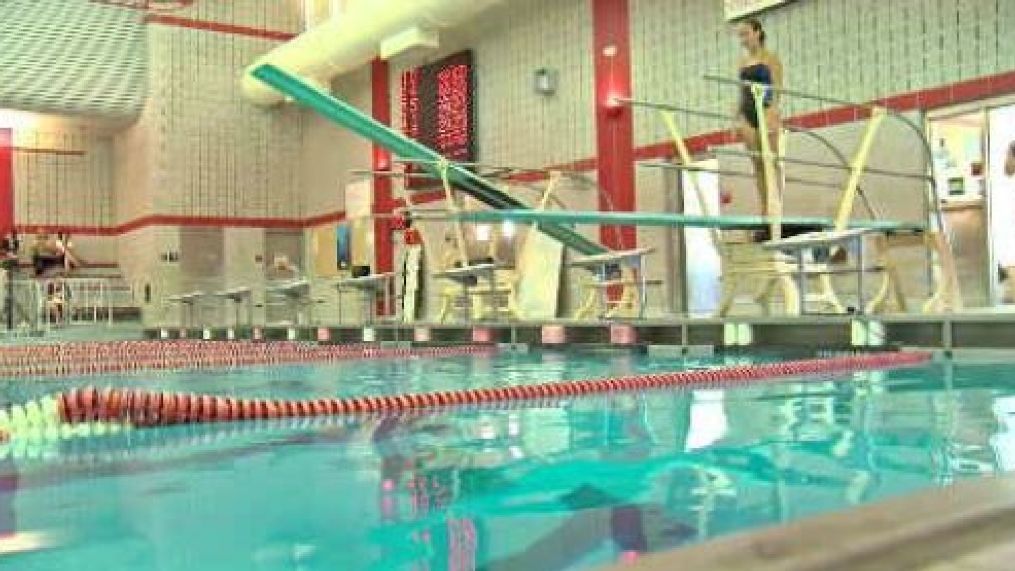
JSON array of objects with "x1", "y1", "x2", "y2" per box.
[
  {"x1": 113, "y1": 110, "x2": 155, "y2": 224},
  {"x1": 301, "y1": 66, "x2": 374, "y2": 219},
  {"x1": 144, "y1": 23, "x2": 303, "y2": 219},
  {"x1": 387, "y1": 0, "x2": 597, "y2": 175},
  {"x1": 161, "y1": 0, "x2": 302, "y2": 33},
  {"x1": 117, "y1": 226, "x2": 178, "y2": 323},
  {"x1": 631, "y1": 0, "x2": 1015, "y2": 145},
  {"x1": 13, "y1": 130, "x2": 114, "y2": 229}
]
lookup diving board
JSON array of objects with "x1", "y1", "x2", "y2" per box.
[
  {"x1": 251, "y1": 64, "x2": 607, "y2": 257},
  {"x1": 449, "y1": 209, "x2": 926, "y2": 233}
]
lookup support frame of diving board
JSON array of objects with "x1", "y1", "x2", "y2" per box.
[{"x1": 703, "y1": 73, "x2": 961, "y2": 313}]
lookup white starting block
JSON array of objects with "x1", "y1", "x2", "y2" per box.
[
  {"x1": 571, "y1": 247, "x2": 655, "y2": 319},
  {"x1": 266, "y1": 279, "x2": 315, "y2": 325},
  {"x1": 212, "y1": 286, "x2": 254, "y2": 328},
  {"x1": 332, "y1": 272, "x2": 395, "y2": 325},
  {"x1": 166, "y1": 291, "x2": 206, "y2": 328}
]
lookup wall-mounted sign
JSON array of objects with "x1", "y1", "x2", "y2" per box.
[{"x1": 724, "y1": 0, "x2": 796, "y2": 21}]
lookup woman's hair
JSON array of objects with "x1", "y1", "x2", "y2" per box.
[{"x1": 744, "y1": 18, "x2": 766, "y2": 45}]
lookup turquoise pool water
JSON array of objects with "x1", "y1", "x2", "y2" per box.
[{"x1": 0, "y1": 349, "x2": 1009, "y2": 570}]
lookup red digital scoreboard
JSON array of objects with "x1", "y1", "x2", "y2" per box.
[{"x1": 400, "y1": 51, "x2": 475, "y2": 188}]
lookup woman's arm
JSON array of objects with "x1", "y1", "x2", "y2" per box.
[{"x1": 768, "y1": 53, "x2": 784, "y2": 106}]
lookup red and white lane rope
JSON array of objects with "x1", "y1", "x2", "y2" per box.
[
  {"x1": 0, "y1": 341, "x2": 493, "y2": 378},
  {"x1": 0, "y1": 351, "x2": 932, "y2": 442}
]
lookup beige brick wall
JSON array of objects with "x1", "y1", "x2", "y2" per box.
[
  {"x1": 117, "y1": 226, "x2": 179, "y2": 325},
  {"x1": 301, "y1": 66, "x2": 373, "y2": 219},
  {"x1": 145, "y1": 24, "x2": 303, "y2": 219},
  {"x1": 13, "y1": 128, "x2": 114, "y2": 228},
  {"x1": 167, "y1": 0, "x2": 301, "y2": 34}
]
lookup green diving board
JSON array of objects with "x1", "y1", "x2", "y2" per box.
[
  {"x1": 251, "y1": 64, "x2": 608, "y2": 256},
  {"x1": 452, "y1": 210, "x2": 927, "y2": 233}
]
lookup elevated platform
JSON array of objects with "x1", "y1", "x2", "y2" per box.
[{"x1": 145, "y1": 311, "x2": 1015, "y2": 351}]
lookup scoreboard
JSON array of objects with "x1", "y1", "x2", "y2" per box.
[{"x1": 400, "y1": 51, "x2": 476, "y2": 188}]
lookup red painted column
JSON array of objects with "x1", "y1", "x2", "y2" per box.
[
  {"x1": 371, "y1": 59, "x2": 395, "y2": 314},
  {"x1": 0, "y1": 129, "x2": 12, "y2": 236},
  {"x1": 593, "y1": 0, "x2": 636, "y2": 250}
]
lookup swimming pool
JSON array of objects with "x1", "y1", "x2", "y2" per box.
[{"x1": 0, "y1": 349, "x2": 1007, "y2": 570}]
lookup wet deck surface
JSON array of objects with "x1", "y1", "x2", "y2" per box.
[{"x1": 604, "y1": 474, "x2": 1015, "y2": 571}]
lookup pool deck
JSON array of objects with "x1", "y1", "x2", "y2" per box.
[
  {"x1": 603, "y1": 473, "x2": 1015, "y2": 571},
  {"x1": 148, "y1": 311, "x2": 1015, "y2": 350}
]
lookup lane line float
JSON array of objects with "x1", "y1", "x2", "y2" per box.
[
  {"x1": 0, "y1": 351, "x2": 931, "y2": 443},
  {"x1": 0, "y1": 341, "x2": 493, "y2": 379}
]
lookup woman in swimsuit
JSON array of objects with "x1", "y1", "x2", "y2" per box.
[{"x1": 735, "y1": 19, "x2": 784, "y2": 229}]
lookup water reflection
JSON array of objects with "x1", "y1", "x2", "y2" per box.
[{"x1": 0, "y1": 358, "x2": 1012, "y2": 570}]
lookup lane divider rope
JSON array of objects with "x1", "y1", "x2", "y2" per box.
[
  {"x1": 0, "y1": 341, "x2": 493, "y2": 379},
  {"x1": 0, "y1": 351, "x2": 931, "y2": 443}
]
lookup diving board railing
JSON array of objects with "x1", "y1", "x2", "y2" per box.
[
  {"x1": 702, "y1": 74, "x2": 949, "y2": 242},
  {"x1": 616, "y1": 97, "x2": 886, "y2": 221},
  {"x1": 251, "y1": 64, "x2": 607, "y2": 257}
]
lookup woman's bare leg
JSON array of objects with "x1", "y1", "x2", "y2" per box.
[
  {"x1": 764, "y1": 107, "x2": 784, "y2": 215},
  {"x1": 737, "y1": 120, "x2": 767, "y2": 216}
]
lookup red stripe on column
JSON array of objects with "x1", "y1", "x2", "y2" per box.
[
  {"x1": 372, "y1": 59, "x2": 395, "y2": 314},
  {"x1": 0, "y1": 129, "x2": 13, "y2": 235},
  {"x1": 593, "y1": 0, "x2": 636, "y2": 250}
]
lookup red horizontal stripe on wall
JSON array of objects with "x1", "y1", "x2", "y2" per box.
[
  {"x1": 117, "y1": 214, "x2": 305, "y2": 233},
  {"x1": 145, "y1": 14, "x2": 296, "y2": 41},
  {"x1": 16, "y1": 224, "x2": 117, "y2": 236},
  {"x1": 303, "y1": 210, "x2": 348, "y2": 227},
  {"x1": 17, "y1": 211, "x2": 347, "y2": 237}
]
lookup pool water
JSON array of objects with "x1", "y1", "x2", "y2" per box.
[{"x1": 0, "y1": 349, "x2": 1011, "y2": 570}]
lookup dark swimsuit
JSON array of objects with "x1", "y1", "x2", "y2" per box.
[{"x1": 739, "y1": 63, "x2": 774, "y2": 128}]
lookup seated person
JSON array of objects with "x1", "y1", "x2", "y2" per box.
[
  {"x1": 0, "y1": 234, "x2": 18, "y2": 271},
  {"x1": 31, "y1": 233, "x2": 80, "y2": 278},
  {"x1": 57, "y1": 233, "x2": 81, "y2": 271},
  {"x1": 270, "y1": 254, "x2": 301, "y2": 280}
]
